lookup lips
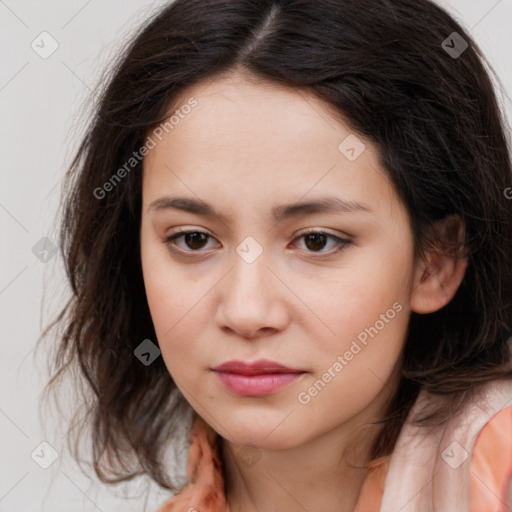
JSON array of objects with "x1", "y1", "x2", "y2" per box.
[
  {"x1": 211, "y1": 359, "x2": 305, "y2": 396},
  {"x1": 212, "y1": 359, "x2": 302, "y2": 374}
]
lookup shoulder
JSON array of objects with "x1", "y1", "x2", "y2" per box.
[{"x1": 470, "y1": 404, "x2": 512, "y2": 511}]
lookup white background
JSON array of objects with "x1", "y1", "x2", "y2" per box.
[{"x1": 1, "y1": 0, "x2": 511, "y2": 510}]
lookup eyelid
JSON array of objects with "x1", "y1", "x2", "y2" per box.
[{"x1": 294, "y1": 226, "x2": 351, "y2": 239}]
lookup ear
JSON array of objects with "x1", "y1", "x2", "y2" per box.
[{"x1": 410, "y1": 214, "x2": 468, "y2": 314}]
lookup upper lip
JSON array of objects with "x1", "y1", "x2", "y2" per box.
[{"x1": 212, "y1": 359, "x2": 303, "y2": 375}]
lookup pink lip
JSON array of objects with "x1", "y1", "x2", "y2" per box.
[{"x1": 212, "y1": 359, "x2": 305, "y2": 396}]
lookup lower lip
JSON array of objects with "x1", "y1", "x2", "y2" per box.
[{"x1": 213, "y1": 371, "x2": 304, "y2": 396}]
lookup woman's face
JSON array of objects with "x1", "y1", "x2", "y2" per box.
[{"x1": 140, "y1": 72, "x2": 417, "y2": 450}]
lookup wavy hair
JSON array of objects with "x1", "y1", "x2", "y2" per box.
[{"x1": 39, "y1": 0, "x2": 512, "y2": 491}]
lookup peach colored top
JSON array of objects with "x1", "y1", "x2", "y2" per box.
[
  {"x1": 157, "y1": 380, "x2": 512, "y2": 512},
  {"x1": 354, "y1": 404, "x2": 512, "y2": 511}
]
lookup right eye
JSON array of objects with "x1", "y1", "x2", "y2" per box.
[{"x1": 164, "y1": 230, "x2": 219, "y2": 255}]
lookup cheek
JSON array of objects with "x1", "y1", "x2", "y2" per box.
[
  {"x1": 141, "y1": 231, "x2": 203, "y2": 329},
  {"x1": 294, "y1": 246, "x2": 412, "y2": 417},
  {"x1": 145, "y1": 276, "x2": 205, "y2": 362},
  {"x1": 145, "y1": 279, "x2": 209, "y2": 393},
  {"x1": 140, "y1": 241, "x2": 208, "y2": 377},
  {"x1": 304, "y1": 246, "x2": 412, "y2": 353},
  {"x1": 295, "y1": 285, "x2": 408, "y2": 429}
]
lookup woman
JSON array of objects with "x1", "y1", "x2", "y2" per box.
[{"x1": 40, "y1": 0, "x2": 512, "y2": 510}]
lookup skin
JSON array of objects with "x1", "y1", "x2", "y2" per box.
[{"x1": 140, "y1": 71, "x2": 467, "y2": 512}]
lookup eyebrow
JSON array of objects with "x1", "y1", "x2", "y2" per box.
[{"x1": 148, "y1": 195, "x2": 373, "y2": 223}]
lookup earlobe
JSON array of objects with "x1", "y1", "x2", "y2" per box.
[{"x1": 410, "y1": 216, "x2": 468, "y2": 314}]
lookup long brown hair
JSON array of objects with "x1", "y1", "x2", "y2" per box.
[{"x1": 39, "y1": 0, "x2": 512, "y2": 491}]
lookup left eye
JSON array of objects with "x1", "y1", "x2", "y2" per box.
[
  {"x1": 164, "y1": 230, "x2": 351, "y2": 255},
  {"x1": 294, "y1": 230, "x2": 351, "y2": 253}
]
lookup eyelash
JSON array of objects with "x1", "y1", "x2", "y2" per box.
[{"x1": 164, "y1": 229, "x2": 352, "y2": 259}]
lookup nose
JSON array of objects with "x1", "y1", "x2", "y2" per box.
[{"x1": 215, "y1": 252, "x2": 291, "y2": 340}]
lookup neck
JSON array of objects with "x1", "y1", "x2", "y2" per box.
[{"x1": 220, "y1": 405, "x2": 387, "y2": 512}]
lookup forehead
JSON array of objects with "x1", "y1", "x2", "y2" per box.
[
  {"x1": 141, "y1": 72, "x2": 395, "y2": 219},
  {"x1": 158, "y1": 71, "x2": 352, "y2": 155}
]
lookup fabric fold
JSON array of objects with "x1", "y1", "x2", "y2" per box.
[
  {"x1": 380, "y1": 378, "x2": 512, "y2": 512},
  {"x1": 156, "y1": 414, "x2": 227, "y2": 512}
]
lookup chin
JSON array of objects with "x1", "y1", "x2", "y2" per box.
[{"x1": 215, "y1": 408, "x2": 304, "y2": 450}]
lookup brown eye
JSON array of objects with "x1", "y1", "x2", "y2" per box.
[
  {"x1": 294, "y1": 230, "x2": 352, "y2": 256},
  {"x1": 165, "y1": 231, "x2": 215, "y2": 253},
  {"x1": 304, "y1": 232, "x2": 329, "y2": 251},
  {"x1": 182, "y1": 232, "x2": 209, "y2": 250}
]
